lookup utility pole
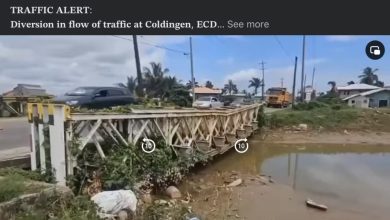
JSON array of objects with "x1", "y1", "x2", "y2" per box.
[
  {"x1": 132, "y1": 35, "x2": 142, "y2": 95},
  {"x1": 311, "y1": 67, "x2": 315, "y2": 87},
  {"x1": 300, "y1": 35, "x2": 306, "y2": 102},
  {"x1": 260, "y1": 61, "x2": 266, "y2": 101},
  {"x1": 190, "y1": 37, "x2": 195, "y2": 103},
  {"x1": 292, "y1": 56, "x2": 298, "y2": 108},
  {"x1": 281, "y1": 77, "x2": 284, "y2": 88}
]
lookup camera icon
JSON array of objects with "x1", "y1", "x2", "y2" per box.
[
  {"x1": 366, "y1": 40, "x2": 385, "y2": 60},
  {"x1": 370, "y1": 46, "x2": 381, "y2": 55}
]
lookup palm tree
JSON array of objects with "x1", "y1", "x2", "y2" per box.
[
  {"x1": 205, "y1": 80, "x2": 214, "y2": 89},
  {"x1": 162, "y1": 76, "x2": 180, "y2": 99},
  {"x1": 186, "y1": 78, "x2": 199, "y2": 89},
  {"x1": 117, "y1": 76, "x2": 137, "y2": 95},
  {"x1": 224, "y1": 80, "x2": 238, "y2": 95},
  {"x1": 327, "y1": 81, "x2": 337, "y2": 94},
  {"x1": 347, "y1": 81, "x2": 355, "y2": 85},
  {"x1": 248, "y1": 77, "x2": 262, "y2": 95},
  {"x1": 143, "y1": 62, "x2": 169, "y2": 97},
  {"x1": 359, "y1": 67, "x2": 384, "y2": 87}
]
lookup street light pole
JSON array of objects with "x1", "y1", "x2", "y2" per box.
[
  {"x1": 190, "y1": 37, "x2": 195, "y2": 103},
  {"x1": 260, "y1": 61, "x2": 266, "y2": 101},
  {"x1": 300, "y1": 35, "x2": 306, "y2": 102},
  {"x1": 132, "y1": 35, "x2": 142, "y2": 95}
]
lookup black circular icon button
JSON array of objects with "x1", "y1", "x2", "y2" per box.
[{"x1": 366, "y1": 40, "x2": 385, "y2": 60}]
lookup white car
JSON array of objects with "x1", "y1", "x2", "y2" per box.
[{"x1": 192, "y1": 96, "x2": 223, "y2": 108}]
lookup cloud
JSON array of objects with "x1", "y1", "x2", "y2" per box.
[
  {"x1": 325, "y1": 35, "x2": 359, "y2": 42},
  {"x1": 0, "y1": 36, "x2": 186, "y2": 95}
]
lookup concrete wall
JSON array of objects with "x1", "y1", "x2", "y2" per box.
[
  {"x1": 367, "y1": 91, "x2": 390, "y2": 108},
  {"x1": 347, "y1": 91, "x2": 390, "y2": 108},
  {"x1": 347, "y1": 96, "x2": 369, "y2": 108}
]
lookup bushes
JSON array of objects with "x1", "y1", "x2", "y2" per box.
[
  {"x1": 293, "y1": 101, "x2": 329, "y2": 110},
  {"x1": 0, "y1": 167, "x2": 55, "y2": 183},
  {"x1": 69, "y1": 138, "x2": 209, "y2": 195},
  {"x1": 15, "y1": 195, "x2": 101, "y2": 220},
  {"x1": 0, "y1": 175, "x2": 26, "y2": 203},
  {"x1": 266, "y1": 107, "x2": 359, "y2": 129},
  {"x1": 257, "y1": 105, "x2": 266, "y2": 128}
]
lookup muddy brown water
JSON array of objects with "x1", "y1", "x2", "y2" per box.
[{"x1": 190, "y1": 136, "x2": 390, "y2": 218}]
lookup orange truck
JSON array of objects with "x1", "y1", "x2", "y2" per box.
[{"x1": 265, "y1": 87, "x2": 292, "y2": 108}]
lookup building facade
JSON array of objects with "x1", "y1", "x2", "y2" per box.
[
  {"x1": 343, "y1": 88, "x2": 390, "y2": 108},
  {"x1": 337, "y1": 84, "x2": 379, "y2": 99}
]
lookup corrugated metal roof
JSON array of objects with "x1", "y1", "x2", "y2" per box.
[
  {"x1": 342, "y1": 88, "x2": 390, "y2": 100},
  {"x1": 337, "y1": 83, "x2": 380, "y2": 90},
  {"x1": 192, "y1": 87, "x2": 222, "y2": 94}
]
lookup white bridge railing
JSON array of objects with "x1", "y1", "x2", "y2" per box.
[{"x1": 28, "y1": 104, "x2": 262, "y2": 185}]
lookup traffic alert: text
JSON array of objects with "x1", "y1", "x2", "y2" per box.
[{"x1": 10, "y1": 6, "x2": 90, "y2": 14}]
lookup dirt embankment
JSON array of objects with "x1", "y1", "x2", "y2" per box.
[{"x1": 184, "y1": 171, "x2": 384, "y2": 220}]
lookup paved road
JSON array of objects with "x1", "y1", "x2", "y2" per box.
[{"x1": 0, "y1": 117, "x2": 30, "y2": 158}]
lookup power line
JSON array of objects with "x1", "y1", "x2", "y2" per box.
[
  {"x1": 111, "y1": 35, "x2": 189, "y2": 55},
  {"x1": 273, "y1": 36, "x2": 293, "y2": 61}
]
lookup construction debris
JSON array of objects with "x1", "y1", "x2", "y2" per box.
[
  {"x1": 227, "y1": 178, "x2": 242, "y2": 187},
  {"x1": 91, "y1": 190, "x2": 137, "y2": 218},
  {"x1": 306, "y1": 199, "x2": 328, "y2": 211},
  {"x1": 166, "y1": 186, "x2": 182, "y2": 199}
]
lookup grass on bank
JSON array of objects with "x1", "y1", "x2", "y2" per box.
[
  {"x1": 266, "y1": 101, "x2": 390, "y2": 131},
  {"x1": 0, "y1": 168, "x2": 53, "y2": 203}
]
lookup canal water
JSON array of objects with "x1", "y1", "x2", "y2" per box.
[{"x1": 200, "y1": 139, "x2": 390, "y2": 217}]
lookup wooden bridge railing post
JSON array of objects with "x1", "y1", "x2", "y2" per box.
[{"x1": 48, "y1": 105, "x2": 67, "y2": 185}]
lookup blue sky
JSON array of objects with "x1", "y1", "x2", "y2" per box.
[
  {"x1": 1, "y1": 35, "x2": 389, "y2": 95},
  {"x1": 163, "y1": 35, "x2": 390, "y2": 93}
]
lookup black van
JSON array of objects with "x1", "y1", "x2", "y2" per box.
[{"x1": 54, "y1": 87, "x2": 137, "y2": 109}]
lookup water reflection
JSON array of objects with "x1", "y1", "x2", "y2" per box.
[{"x1": 259, "y1": 144, "x2": 390, "y2": 215}]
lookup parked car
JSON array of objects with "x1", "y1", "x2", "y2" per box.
[
  {"x1": 229, "y1": 100, "x2": 242, "y2": 107},
  {"x1": 192, "y1": 96, "x2": 223, "y2": 108},
  {"x1": 54, "y1": 87, "x2": 137, "y2": 109}
]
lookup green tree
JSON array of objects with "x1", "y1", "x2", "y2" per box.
[
  {"x1": 186, "y1": 78, "x2": 199, "y2": 89},
  {"x1": 205, "y1": 80, "x2": 214, "y2": 89},
  {"x1": 359, "y1": 67, "x2": 384, "y2": 87},
  {"x1": 248, "y1": 77, "x2": 262, "y2": 95},
  {"x1": 327, "y1": 81, "x2": 337, "y2": 94},
  {"x1": 224, "y1": 80, "x2": 238, "y2": 95},
  {"x1": 117, "y1": 76, "x2": 137, "y2": 95},
  {"x1": 143, "y1": 62, "x2": 169, "y2": 97}
]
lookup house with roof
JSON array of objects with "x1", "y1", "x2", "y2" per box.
[
  {"x1": 189, "y1": 86, "x2": 222, "y2": 100},
  {"x1": 343, "y1": 87, "x2": 390, "y2": 108},
  {"x1": 1, "y1": 84, "x2": 51, "y2": 116},
  {"x1": 337, "y1": 83, "x2": 380, "y2": 99},
  {"x1": 2, "y1": 84, "x2": 49, "y2": 97}
]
